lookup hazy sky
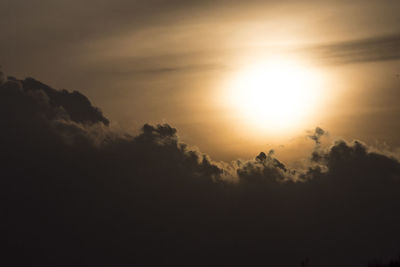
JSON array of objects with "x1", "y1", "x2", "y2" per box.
[{"x1": 2, "y1": 0, "x2": 400, "y2": 161}]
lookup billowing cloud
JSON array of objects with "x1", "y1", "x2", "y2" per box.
[{"x1": 2, "y1": 75, "x2": 400, "y2": 267}]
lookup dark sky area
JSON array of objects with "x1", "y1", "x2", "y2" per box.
[{"x1": 2, "y1": 1, "x2": 400, "y2": 266}]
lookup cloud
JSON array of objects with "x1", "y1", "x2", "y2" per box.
[
  {"x1": 0, "y1": 68, "x2": 5, "y2": 85},
  {"x1": 21, "y1": 77, "x2": 110, "y2": 125},
  {"x1": 312, "y1": 33, "x2": 400, "y2": 64},
  {"x1": 308, "y1": 126, "x2": 326, "y2": 145},
  {"x1": 102, "y1": 62, "x2": 225, "y2": 76},
  {"x1": 2, "y1": 75, "x2": 400, "y2": 267}
]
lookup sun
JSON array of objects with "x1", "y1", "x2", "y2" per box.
[{"x1": 226, "y1": 57, "x2": 323, "y2": 135}]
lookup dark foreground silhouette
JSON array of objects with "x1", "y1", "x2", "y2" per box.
[
  {"x1": 368, "y1": 258, "x2": 400, "y2": 267},
  {"x1": 1, "y1": 74, "x2": 400, "y2": 267}
]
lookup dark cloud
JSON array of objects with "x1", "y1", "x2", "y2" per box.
[
  {"x1": 0, "y1": 69, "x2": 5, "y2": 84},
  {"x1": 308, "y1": 126, "x2": 326, "y2": 145},
  {"x1": 313, "y1": 33, "x2": 400, "y2": 64},
  {"x1": 2, "y1": 76, "x2": 400, "y2": 267},
  {"x1": 18, "y1": 77, "x2": 109, "y2": 125}
]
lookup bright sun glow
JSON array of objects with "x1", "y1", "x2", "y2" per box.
[{"x1": 227, "y1": 57, "x2": 324, "y2": 135}]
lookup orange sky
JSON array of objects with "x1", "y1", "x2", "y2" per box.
[{"x1": 1, "y1": 0, "x2": 400, "y2": 162}]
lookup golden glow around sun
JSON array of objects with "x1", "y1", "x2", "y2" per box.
[{"x1": 226, "y1": 57, "x2": 324, "y2": 135}]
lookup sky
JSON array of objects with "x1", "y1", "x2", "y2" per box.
[
  {"x1": 2, "y1": 1, "x2": 400, "y2": 266},
  {"x1": 2, "y1": 0, "x2": 400, "y2": 161}
]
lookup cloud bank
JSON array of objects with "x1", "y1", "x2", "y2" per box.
[{"x1": 2, "y1": 74, "x2": 400, "y2": 267}]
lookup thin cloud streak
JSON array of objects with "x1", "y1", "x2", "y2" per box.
[
  {"x1": 103, "y1": 63, "x2": 226, "y2": 76},
  {"x1": 309, "y1": 33, "x2": 400, "y2": 65},
  {"x1": 86, "y1": 33, "x2": 400, "y2": 78}
]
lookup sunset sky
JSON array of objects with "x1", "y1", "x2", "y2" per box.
[
  {"x1": 2, "y1": 1, "x2": 400, "y2": 266},
  {"x1": 2, "y1": 0, "x2": 400, "y2": 161}
]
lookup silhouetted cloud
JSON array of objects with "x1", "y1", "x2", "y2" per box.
[
  {"x1": 0, "y1": 68, "x2": 5, "y2": 85},
  {"x1": 2, "y1": 75, "x2": 400, "y2": 267},
  {"x1": 308, "y1": 126, "x2": 326, "y2": 145}
]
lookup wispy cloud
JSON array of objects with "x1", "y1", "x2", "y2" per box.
[
  {"x1": 110, "y1": 63, "x2": 226, "y2": 76},
  {"x1": 311, "y1": 33, "x2": 400, "y2": 64}
]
